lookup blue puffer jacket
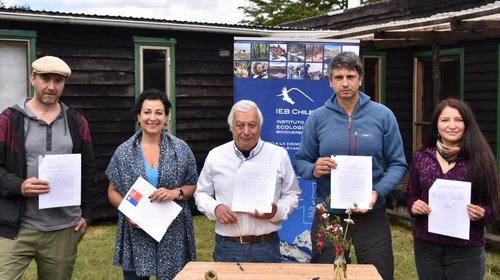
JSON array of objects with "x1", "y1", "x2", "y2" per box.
[{"x1": 294, "y1": 91, "x2": 407, "y2": 213}]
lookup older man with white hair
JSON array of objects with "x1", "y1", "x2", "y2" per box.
[{"x1": 195, "y1": 99, "x2": 301, "y2": 263}]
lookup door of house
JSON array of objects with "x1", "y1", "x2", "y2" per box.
[{"x1": 134, "y1": 37, "x2": 176, "y2": 134}]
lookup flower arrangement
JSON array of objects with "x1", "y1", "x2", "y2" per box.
[{"x1": 315, "y1": 198, "x2": 358, "y2": 280}]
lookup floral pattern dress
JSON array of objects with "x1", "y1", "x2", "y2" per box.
[{"x1": 105, "y1": 130, "x2": 197, "y2": 280}]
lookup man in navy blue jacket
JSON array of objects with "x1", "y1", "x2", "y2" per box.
[
  {"x1": 295, "y1": 52, "x2": 407, "y2": 280},
  {"x1": 0, "y1": 56, "x2": 98, "y2": 279}
]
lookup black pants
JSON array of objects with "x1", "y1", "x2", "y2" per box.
[
  {"x1": 414, "y1": 238, "x2": 485, "y2": 280},
  {"x1": 311, "y1": 206, "x2": 394, "y2": 280}
]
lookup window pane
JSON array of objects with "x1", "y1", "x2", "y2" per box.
[
  {"x1": 143, "y1": 49, "x2": 166, "y2": 92},
  {"x1": 363, "y1": 57, "x2": 380, "y2": 102},
  {"x1": 0, "y1": 40, "x2": 28, "y2": 111}
]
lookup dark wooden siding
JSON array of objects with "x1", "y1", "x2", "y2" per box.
[
  {"x1": 1, "y1": 21, "x2": 235, "y2": 218},
  {"x1": 384, "y1": 49, "x2": 414, "y2": 163},
  {"x1": 373, "y1": 39, "x2": 500, "y2": 163},
  {"x1": 463, "y1": 39, "x2": 499, "y2": 154}
]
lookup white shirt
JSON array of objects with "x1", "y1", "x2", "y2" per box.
[{"x1": 194, "y1": 139, "x2": 301, "y2": 237}]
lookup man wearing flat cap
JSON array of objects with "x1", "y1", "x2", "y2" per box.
[{"x1": 0, "y1": 56, "x2": 98, "y2": 279}]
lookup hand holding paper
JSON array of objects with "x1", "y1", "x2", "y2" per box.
[
  {"x1": 251, "y1": 203, "x2": 278, "y2": 219},
  {"x1": 118, "y1": 177, "x2": 182, "y2": 242},
  {"x1": 428, "y1": 179, "x2": 471, "y2": 240},
  {"x1": 330, "y1": 155, "x2": 372, "y2": 209},
  {"x1": 38, "y1": 154, "x2": 81, "y2": 209}
]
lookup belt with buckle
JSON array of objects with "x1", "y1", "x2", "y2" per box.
[{"x1": 222, "y1": 231, "x2": 277, "y2": 244}]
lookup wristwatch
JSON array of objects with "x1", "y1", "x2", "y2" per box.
[{"x1": 177, "y1": 188, "x2": 184, "y2": 200}]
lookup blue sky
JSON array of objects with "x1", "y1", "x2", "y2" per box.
[{"x1": 3, "y1": 0, "x2": 248, "y2": 24}]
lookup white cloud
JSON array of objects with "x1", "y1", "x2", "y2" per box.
[{"x1": 4, "y1": 0, "x2": 248, "y2": 24}]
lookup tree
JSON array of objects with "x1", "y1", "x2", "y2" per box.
[
  {"x1": 0, "y1": 1, "x2": 30, "y2": 9},
  {"x1": 239, "y1": 0, "x2": 383, "y2": 26}
]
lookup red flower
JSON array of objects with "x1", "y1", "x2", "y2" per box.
[
  {"x1": 316, "y1": 233, "x2": 325, "y2": 251},
  {"x1": 315, "y1": 198, "x2": 357, "y2": 263},
  {"x1": 335, "y1": 246, "x2": 344, "y2": 256}
]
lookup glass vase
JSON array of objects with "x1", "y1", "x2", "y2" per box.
[{"x1": 334, "y1": 254, "x2": 347, "y2": 280}]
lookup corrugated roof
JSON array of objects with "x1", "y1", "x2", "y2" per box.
[
  {"x1": 0, "y1": 7, "x2": 290, "y2": 30},
  {"x1": 313, "y1": 1, "x2": 500, "y2": 39},
  {"x1": 0, "y1": 7, "x2": 341, "y2": 39}
]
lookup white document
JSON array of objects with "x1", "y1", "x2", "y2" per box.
[
  {"x1": 118, "y1": 177, "x2": 182, "y2": 242},
  {"x1": 38, "y1": 154, "x2": 81, "y2": 209},
  {"x1": 330, "y1": 155, "x2": 372, "y2": 209},
  {"x1": 428, "y1": 179, "x2": 471, "y2": 240},
  {"x1": 231, "y1": 161, "x2": 277, "y2": 213}
]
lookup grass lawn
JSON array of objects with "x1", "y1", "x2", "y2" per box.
[{"x1": 22, "y1": 215, "x2": 500, "y2": 279}]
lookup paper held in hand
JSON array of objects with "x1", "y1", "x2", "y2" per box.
[
  {"x1": 118, "y1": 177, "x2": 182, "y2": 242},
  {"x1": 231, "y1": 161, "x2": 277, "y2": 214},
  {"x1": 428, "y1": 178, "x2": 471, "y2": 240},
  {"x1": 330, "y1": 155, "x2": 372, "y2": 209},
  {"x1": 38, "y1": 154, "x2": 81, "y2": 209}
]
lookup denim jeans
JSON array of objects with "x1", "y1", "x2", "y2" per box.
[
  {"x1": 213, "y1": 233, "x2": 281, "y2": 263},
  {"x1": 414, "y1": 238, "x2": 485, "y2": 280}
]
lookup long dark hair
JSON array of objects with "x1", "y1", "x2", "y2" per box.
[{"x1": 424, "y1": 98, "x2": 500, "y2": 217}]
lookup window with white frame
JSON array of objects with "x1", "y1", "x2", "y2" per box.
[
  {"x1": 0, "y1": 30, "x2": 36, "y2": 111},
  {"x1": 0, "y1": 40, "x2": 29, "y2": 111}
]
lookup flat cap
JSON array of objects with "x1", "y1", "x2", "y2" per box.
[{"x1": 32, "y1": 56, "x2": 71, "y2": 77}]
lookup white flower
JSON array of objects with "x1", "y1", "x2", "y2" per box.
[{"x1": 344, "y1": 218, "x2": 354, "y2": 225}]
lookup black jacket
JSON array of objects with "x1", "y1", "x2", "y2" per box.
[{"x1": 0, "y1": 106, "x2": 98, "y2": 239}]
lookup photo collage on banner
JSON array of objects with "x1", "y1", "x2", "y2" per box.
[{"x1": 233, "y1": 38, "x2": 359, "y2": 262}]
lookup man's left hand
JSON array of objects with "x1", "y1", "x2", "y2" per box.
[
  {"x1": 250, "y1": 203, "x2": 277, "y2": 220},
  {"x1": 74, "y1": 217, "x2": 89, "y2": 235},
  {"x1": 356, "y1": 191, "x2": 378, "y2": 214}
]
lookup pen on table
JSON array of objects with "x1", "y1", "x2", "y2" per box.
[{"x1": 236, "y1": 262, "x2": 244, "y2": 271}]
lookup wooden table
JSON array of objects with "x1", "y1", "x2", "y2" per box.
[{"x1": 174, "y1": 261, "x2": 382, "y2": 280}]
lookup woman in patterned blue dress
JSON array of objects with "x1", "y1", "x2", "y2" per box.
[{"x1": 106, "y1": 89, "x2": 197, "y2": 280}]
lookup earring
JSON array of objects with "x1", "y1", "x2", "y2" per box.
[{"x1": 137, "y1": 121, "x2": 141, "y2": 127}]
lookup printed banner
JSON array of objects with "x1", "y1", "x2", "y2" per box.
[{"x1": 233, "y1": 37, "x2": 359, "y2": 262}]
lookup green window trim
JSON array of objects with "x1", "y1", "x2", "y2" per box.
[
  {"x1": 497, "y1": 44, "x2": 500, "y2": 169},
  {"x1": 360, "y1": 51, "x2": 387, "y2": 104},
  {"x1": 0, "y1": 29, "x2": 37, "y2": 96},
  {"x1": 413, "y1": 48, "x2": 465, "y2": 100}
]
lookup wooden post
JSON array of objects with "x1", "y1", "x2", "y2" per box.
[{"x1": 432, "y1": 42, "x2": 441, "y2": 107}]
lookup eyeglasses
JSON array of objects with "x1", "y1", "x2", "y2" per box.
[{"x1": 233, "y1": 122, "x2": 259, "y2": 131}]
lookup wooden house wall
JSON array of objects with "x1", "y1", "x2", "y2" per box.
[
  {"x1": 378, "y1": 39, "x2": 500, "y2": 163},
  {"x1": 383, "y1": 49, "x2": 414, "y2": 162},
  {"x1": 0, "y1": 21, "x2": 235, "y2": 218},
  {"x1": 462, "y1": 39, "x2": 499, "y2": 154}
]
